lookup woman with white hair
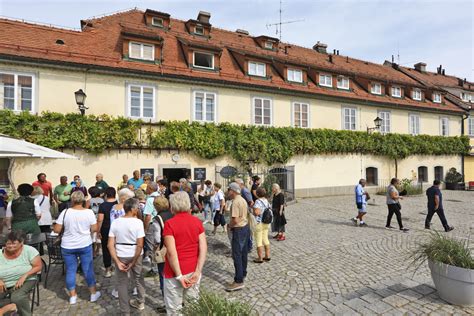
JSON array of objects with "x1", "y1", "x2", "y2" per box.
[
  {"x1": 163, "y1": 191, "x2": 207, "y2": 315},
  {"x1": 54, "y1": 191, "x2": 101, "y2": 305},
  {"x1": 272, "y1": 183, "x2": 286, "y2": 241},
  {"x1": 31, "y1": 186, "x2": 52, "y2": 233}
]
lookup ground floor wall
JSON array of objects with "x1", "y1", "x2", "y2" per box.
[
  {"x1": 464, "y1": 156, "x2": 474, "y2": 183},
  {"x1": 11, "y1": 150, "x2": 461, "y2": 198}
]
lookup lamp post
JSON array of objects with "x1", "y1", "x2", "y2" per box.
[
  {"x1": 367, "y1": 116, "x2": 383, "y2": 133},
  {"x1": 74, "y1": 89, "x2": 88, "y2": 116}
]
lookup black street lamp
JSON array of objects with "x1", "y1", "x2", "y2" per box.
[
  {"x1": 367, "y1": 116, "x2": 383, "y2": 133},
  {"x1": 74, "y1": 89, "x2": 89, "y2": 116}
]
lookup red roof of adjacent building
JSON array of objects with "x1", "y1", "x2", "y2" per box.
[{"x1": 0, "y1": 9, "x2": 465, "y2": 113}]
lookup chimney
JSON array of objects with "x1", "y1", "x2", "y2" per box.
[
  {"x1": 458, "y1": 78, "x2": 464, "y2": 86},
  {"x1": 336, "y1": 50, "x2": 339, "y2": 55},
  {"x1": 333, "y1": 49, "x2": 336, "y2": 54},
  {"x1": 197, "y1": 11, "x2": 211, "y2": 24},
  {"x1": 437, "y1": 65, "x2": 442, "y2": 74},
  {"x1": 414, "y1": 62, "x2": 426, "y2": 73},
  {"x1": 236, "y1": 29, "x2": 249, "y2": 35},
  {"x1": 312, "y1": 41, "x2": 328, "y2": 54},
  {"x1": 329, "y1": 55, "x2": 333, "y2": 63},
  {"x1": 442, "y1": 69, "x2": 445, "y2": 75}
]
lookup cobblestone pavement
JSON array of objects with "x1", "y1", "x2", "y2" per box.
[{"x1": 34, "y1": 190, "x2": 474, "y2": 315}]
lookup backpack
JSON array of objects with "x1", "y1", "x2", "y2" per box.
[{"x1": 259, "y1": 199, "x2": 273, "y2": 224}]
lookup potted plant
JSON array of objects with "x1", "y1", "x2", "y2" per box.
[
  {"x1": 445, "y1": 167, "x2": 465, "y2": 190},
  {"x1": 411, "y1": 233, "x2": 474, "y2": 306},
  {"x1": 182, "y1": 290, "x2": 256, "y2": 315}
]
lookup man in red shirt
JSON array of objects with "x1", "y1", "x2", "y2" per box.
[
  {"x1": 32, "y1": 173, "x2": 53, "y2": 198},
  {"x1": 163, "y1": 191, "x2": 207, "y2": 315}
]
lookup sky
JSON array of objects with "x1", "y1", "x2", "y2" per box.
[{"x1": 1, "y1": 0, "x2": 473, "y2": 81}]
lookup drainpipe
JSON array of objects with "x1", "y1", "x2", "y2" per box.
[{"x1": 461, "y1": 105, "x2": 471, "y2": 182}]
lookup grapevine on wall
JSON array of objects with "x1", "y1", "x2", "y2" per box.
[{"x1": 0, "y1": 111, "x2": 469, "y2": 165}]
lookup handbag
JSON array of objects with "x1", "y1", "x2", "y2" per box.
[
  {"x1": 247, "y1": 209, "x2": 257, "y2": 232},
  {"x1": 53, "y1": 208, "x2": 69, "y2": 246},
  {"x1": 153, "y1": 215, "x2": 167, "y2": 264}
]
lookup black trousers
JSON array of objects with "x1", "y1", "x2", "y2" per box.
[
  {"x1": 101, "y1": 229, "x2": 112, "y2": 268},
  {"x1": 425, "y1": 208, "x2": 449, "y2": 230},
  {"x1": 386, "y1": 203, "x2": 403, "y2": 229}
]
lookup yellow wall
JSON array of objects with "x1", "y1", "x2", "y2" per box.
[{"x1": 0, "y1": 62, "x2": 463, "y2": 135}]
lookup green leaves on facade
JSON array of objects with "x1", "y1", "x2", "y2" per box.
[{"x1": 0, "y1": 111, "x2": 469, "y2": 165}]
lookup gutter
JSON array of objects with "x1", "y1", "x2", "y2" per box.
[{"x1": 0, "y1": 53, "x2": 465, "y2": 116}]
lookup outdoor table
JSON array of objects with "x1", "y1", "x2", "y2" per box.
[{"x1": 0, "y1": 232, "x2": 46, "y2": 251}]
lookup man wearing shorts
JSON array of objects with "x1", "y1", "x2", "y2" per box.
[{"x1": 352, "y1": 179, "x2": 368, "y2": 227}]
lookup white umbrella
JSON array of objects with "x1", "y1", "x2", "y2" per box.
[{"x1": 0, "y1": 134, "x2": 78, "y2": 193}]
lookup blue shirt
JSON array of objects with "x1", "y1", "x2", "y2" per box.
[
  {"x1": 127, "y1": 178, "x2": 144, "y2": 190},
  {"x1": 143, "y1": 191, "x2": 159, "y2": 223},
  {"x1": 0, "y1": 189, "x2": 6, "y2": 208},
  {"x1": 426, "y1": 186, "x2": 442, "y2": 210},
  {"x1": 355, "y1": 184, "x2": 366, "y2": 204},
  {"x1": 241, "y1": 187, "x2": 253, "y2": 205}
]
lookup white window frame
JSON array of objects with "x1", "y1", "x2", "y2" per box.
[
  {"x1": 292, "y1": 101, "x2": 310, "y2": 128},
  {"x1": 194, "y1": 25, "x2": 204, "y2": 35},
  {"x1": 412, "y1": 88, "x2": 422, "y2": 101},
  {"x1": 287, "y1": 68, "x2": 303, "y2": 83},
  {"x1": 129, "y1": 42, "x2": 154, "y2": 61},
  {"x1": 391, "y1": 86, "x2": 402, "y2": 98},
  {"x1": 378, "y1": 110, "x2": 391, "y2": 134},
  {"x1": 468, "y1": 117, "x2": 474, "y2": 136},
  {"x1": 341, "y1": 106, "x2": 357, "y2": 131},
  {"x1": 0, "y1": 70, "x2": 36, "y2": 113},
  {"x1": 252, "y1": 96, "x2": 272, "y2": 126},
  {"x1": 319, "y1": 74, "x2": 332, "y2": 87},
  {"x1": 439, "y1": 117, "x2": 449, "y2": 136},
  {"x1": 192, "y1": 51, "x2": 214, "y2": 70},
  {"x1": 409, "y1": 114, "x2": 420, "y2": 135},
  {"x1": 337, "y1": 76, "x2": 349, "y2": 90},
  {"x1": 192, "y1": 91, "x2": 217, "y2": 123},
  {"x1": 126, "y1": 83, "x2": 156, "y2": 120},
  {"x1": 264, "y1": 41, "x2": 273, "y2": 49},
  {"x1": 433, "y1": 92, "x2": 442, "y2": 103},
  {"x1": 151, "y1": 17, "x2": 163, "y2": 27},
  {"x1": 460, "y1": 92, "x2": 471, "y2": 102},
  {"x1": 248, "y1": 61, "x2": 266, "y2": 77},
  {"x1": 371, "y1": 83, "x2": 382, "y2": 95}
]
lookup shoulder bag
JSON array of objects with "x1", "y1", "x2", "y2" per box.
[{"x1": 153, "y1": 215, "x2": 167, "y2": 264}]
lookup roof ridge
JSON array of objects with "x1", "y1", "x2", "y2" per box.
[
  {"x1": 0, "y1": 16, "x2": 81, "y2": 33},
  {"x1": 84, "y1": 7, "x2": 143, "y2": 22}
]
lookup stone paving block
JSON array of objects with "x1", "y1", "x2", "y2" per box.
[
  {"x1": 360, "y1": 292, "x2": 383, "y2": 304},
  {"x1": 397, "y1": 289, "x2": 424, "y2": 301},
  {"x1": 411, "y1": 284, "x2": 436, "y2": 296},
  {"x1": 333, "y1": 303, "x2": 359, "y2": 315},
  {"x1": 375, "y1": 288, "x2": 397, "y2": 298},
  {"x1": 365, "y1": 300, "x2": 393, "y2": 314},
  {"x1": 383, "y1": 294, "x2": 411, "y2": 308}
]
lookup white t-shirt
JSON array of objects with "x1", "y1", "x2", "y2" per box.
[
  {"x1": 213, "y1": 190, "x2": 225, "y2": 211},
  {"x1": 57, "y1": 208, "x2": 97, "y2": 249},
  {"x1": 109, "y1": 217, "x2": 145, "y2": 258},
  {"x1": 33, "y1": 194, "x2": 53, "y2": 226},
  {"x1": 6, "y1": 198, "x2": 42, "y2": 218}
]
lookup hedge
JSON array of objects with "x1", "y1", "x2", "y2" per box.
[{"x1": 0, "y1": 111, "x2": 469, "y2": 165}]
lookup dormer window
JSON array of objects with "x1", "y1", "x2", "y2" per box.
[
  {"x1": 391, "y1": 86, "x2": 402, "y2": 98},
  {"x1": 319, "y1": 74, "x2": 332, "y2": 87},
  {"x1": 412, "y1": 88, "x2": 422, "y2": 101},
  {"x1": 151, "y1": 17, "x2": 164, "y2": 27},
  {"x1": 194, "y1": 25, "x2": 204, "y2": 35},
  {"x1": 337, "y1": 76, "x2": 349, "y2": 90},
  {"x1": 371, "y1": 83, "x2": 382, "y2": 95},
  {"x1": 129, "y1": 42, "x2": 154, "y2": 61},
  {"x1": 248, "y1": 61, "x2": 266, "y2": 77},
  {"x1": 433, "y1": 92, "x2": 442, "y2": 103},
  {"x1": 193, "y1": 51, "x2": 214, "y2": 69},
  {"x1": 264, "y1": 41, "x2": 273, "y2": 49},
  {"x1": 461, "y1": 92, "x2": 472, "y2": 102},
  {"x1": 287, "y1": 69, "x2": 303, "y2": 83}
]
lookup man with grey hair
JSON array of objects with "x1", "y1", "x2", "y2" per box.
[
  {"x1": 95, "y1": 173, "x2": 109, "y2": 191},
  {"x1": 143, "y1": 181, "x2": 160, "y2": 271},
  {"x1": 163, "y1": 191, "x2": 207, "y2": 314},
  {"x1": 226, "y1": 182, "x2": 250, "y2": 292},
  {"x1": 235, "y1": 178, "x2": 253, "y2": 207}
]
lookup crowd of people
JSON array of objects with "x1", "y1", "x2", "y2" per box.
[
  {"x1": 0, "y1": 171, "x2": 287, "y2": 315},
  {"x1": 352, "y1": 178, "x2": 454, "y2": 233}
]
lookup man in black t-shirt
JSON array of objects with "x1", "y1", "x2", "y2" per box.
[
  {"x1": 425, "y1": 180, "x2": 453, "y2": 232},
  {"x1": 251, "y1": 176, "x2": 261, "y2": 202}
]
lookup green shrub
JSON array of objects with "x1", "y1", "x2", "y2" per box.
[
  {"x1": 181, "y1": 290, "x2": 256, "y2": 316},
  {"x1": 411, "y1": 232, "x2": 474, "y2": 270},
  {"x1": 445, "y1": 167, "x2": 463, "y2": 184}
]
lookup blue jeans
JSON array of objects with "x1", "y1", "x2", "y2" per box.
[
  {"x1": 62, "y1": 245, "x2": 96, "y2": 291},
  {"x1": 231, "y1": 225, "x2": 250, "y2": 283}
]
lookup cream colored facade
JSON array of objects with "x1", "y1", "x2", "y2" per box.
[{"x1": 0, "y1": 61, "x2": 465, "y2": 197}]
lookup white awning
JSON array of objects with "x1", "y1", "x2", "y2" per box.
[{"x1": 0, "y1": 134, "x2": 78, "y2": 159}]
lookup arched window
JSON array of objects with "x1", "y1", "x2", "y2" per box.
[
  {"x1": 434, "y1": 166, "x2": 444, "y2": 181},
  {"x1": 366, "y1": 167, "x2": 378, "y2": 186},
  {"x1": 418, "y1": 166, "x2": 428, "y2": 183}
]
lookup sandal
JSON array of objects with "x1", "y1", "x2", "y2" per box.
[
  {"x1": 263, "y1": 257, "x2": 271, "y2": 262},
  {"x1": 253, "y1": 259, "x2": 264, "y2": 263},
  {"x1": 277, "y1": 236, "x2": 286, "y2": 241}
]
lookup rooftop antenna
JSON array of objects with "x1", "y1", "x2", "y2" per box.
[
  {"x1": 266, "y1": 0, "x2": 304, "y2": 41},
  {"x1": 397, "y1": 41, "x2": 400, "y2": 64}
]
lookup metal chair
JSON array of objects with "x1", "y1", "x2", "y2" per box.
[
  {"x1": 44, "y1": 234, "x2": 65, "y2": 288},
  {"x1": 30, "y1": 271, "x2": 41, "y2": 312}
]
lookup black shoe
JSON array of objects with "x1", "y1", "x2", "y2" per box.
[
  {"x1": 385, "y1": 226, "x2": 395, "y2": 229},
  {"x1": 359, "y1": 222, "x2": 368, "y2": 227},
  {"x1": 351, "y1": 218, "x2": 358, "y2": 226},
  {"x1": 425, "y1": 226, "x2": 430, "y2": 230},
  {"x1": 400, "y1": 228, "x2": 409, "y2": 233},
  {"x1": 445, "y1": 226, "x2": 454, "y2": 232}
]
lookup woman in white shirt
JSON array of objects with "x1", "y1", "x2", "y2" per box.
[
  {"x1": 211, "y1": 183, "x2": 225, "y2": 235},
  {"x1": 253, "y1": 187, "x2": 272, "y2": 263},
  {"x1": 108, "y1": 198, "x2": 145, "y2": 314},
  {"x1": 53, "y1": 191, "x2": 101, "y2": 305},
  {"x1": 31, "y1": 186, "x2": 52, "y2": 233}
]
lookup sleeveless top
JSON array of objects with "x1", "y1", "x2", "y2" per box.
[{"x1": 11, "y1": 197, "x2": 36, "y2": 223}]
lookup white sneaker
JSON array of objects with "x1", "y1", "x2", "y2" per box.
[
  {"x1": 203, "y1": 220, "x2": 209, "y2": 224},
  {"x1": 104, "y1": 270, "x2": 112, "y2": 278},
  {"x1": 69, "y1": 295, "x2": 78, "y2": 305},
  {"x1": 143, "y1": 256, "x2": 151, "y2": 264},
  {"x1": 111, "y1": 289, "x2": 119, "y2": 299},
  {"x1": 90, "y1": 291, "x2": 101, "y2": 302},
  {"x1": 132, "y1": 287, "x2": 138, "y2": 296}
]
